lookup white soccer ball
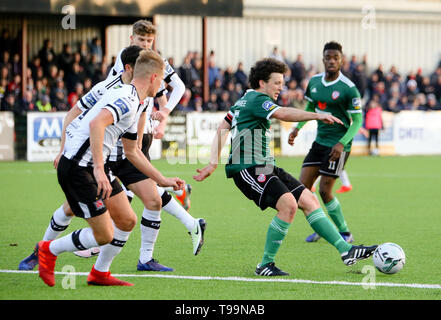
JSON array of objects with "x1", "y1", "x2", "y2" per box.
[{"x1": 373, "y1": 243, "x2": 405, "y2": 274}]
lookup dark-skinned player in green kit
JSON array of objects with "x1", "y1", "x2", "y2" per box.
[
  {"x1": 288, "y1": 41, "x2": 362, "y2": 244},
  {"x1": 194, "y1": 57, "x2": 377, "y2": 276}
]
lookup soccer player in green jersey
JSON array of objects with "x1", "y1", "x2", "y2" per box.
[
  {"x1": 194, "y1": 58, "x2": 377, "y2": 276},
  {"x1": 288, "y1": 41, "x2": 362, "y2": 244}
]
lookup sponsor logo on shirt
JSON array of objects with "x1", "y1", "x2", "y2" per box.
[
  {"x1": 262, "y1": 100, "x2": 277, "y2": 111},
  {"x1": 318, "y1": 101, "x2": 327, "y2": 110},
  {"x1": 114, "y1": 98, "x2": 130, "y2": 115}
]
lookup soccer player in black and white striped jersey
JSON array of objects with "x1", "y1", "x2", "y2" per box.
[
  {"x1": 106, "y1": 20, "x2": 204, "y2": 266},
  {"x1": 35, "y1": 50, "x2": 186, "y2": 287},
  {"x1": 109, "y1": 20, "x2": 192, "y2": 209}
]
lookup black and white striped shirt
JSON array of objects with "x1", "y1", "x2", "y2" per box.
[{"x1": 64, "y1": 84, "x2": 145, "y2": 167}]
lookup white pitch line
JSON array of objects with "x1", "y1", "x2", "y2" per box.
[{"x1": 1, "y1": 269, "x2": 440, "y2": 290}]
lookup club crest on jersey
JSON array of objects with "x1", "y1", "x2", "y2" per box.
[
  {"x1": 257, "y1": 174, "x2": 267, "y2": 183},
  {"x1": 262, "y1": 100, "x2": 276, "y2": 111},
  {"x1": 331, "y1": 91, "x2": 340, "y2": 100},
  {"x1": 318, "y1": 101, "x2": 327, "y2": 110}
]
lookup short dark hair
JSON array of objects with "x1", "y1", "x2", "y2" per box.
[
  {"x1": 120, "y1": 45, "x2": 144, "y2": 68},
  {"x1": 248, "y1": 58, "x2": 288, "y2": 89},
  {"x1": 323, "y1": 41, "x2": 343, "y2": 54}
]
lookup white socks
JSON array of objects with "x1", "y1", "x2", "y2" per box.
[
  {"x1": 340, "y1": 170, "x2": 351, "y2": 187},
  {"x1": 43, "y1": 205, "x2": 73, "y2": 241},
  {"x1": 162, "y1": 197, "x2": 196, "y2": 232},
  {"x1": 157, "y1": 186, "x2": 195, "y2": 232},
  {"x1": 139, "y1": 208, "x2": 161, "y2": 264},
  {"x1": 49, "y1": 227, "x2": 98, "y2": 256},
  {"x1": 94, "y1": 226, "x2": 131, "y2": 272}
]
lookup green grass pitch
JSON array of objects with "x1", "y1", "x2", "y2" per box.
[{"x1": 1, "y1": 155, "x2": 441, "y2": 302}]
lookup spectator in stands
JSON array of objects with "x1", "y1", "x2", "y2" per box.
[
  {"x1": 190, "y1": 78, "x2": 203, "y2": 101},
  {"x1": 0, "y1": 51, "x2": 11, "y2": 74},
  {"x1": 0, "y1": 78, "x2": 7, "y2": 105},
  {"x1": 234, "y1": 62, "x2": 248, "y2": 90},
  {"x1": 65, "y1": 62, "x2": 83, "y2": 94},
  {"x1": 7, "y1": 74, "x2": 21, "y2": 98},
  {"x1": 385, "y1": 98, "x2": 401, "y2": 113},
  {"x1": 292, "y1": 88, "x2": 307, "y2": 110},
  {"x1": 175, "y1": 88, "x2": 194, "y2": 112},
  {"x1": 365, "y1": 99, "x2": 383, "y2": 156},
  {"x1": 398, "y1": 95, "x2": 411, "y2": 110},
  {"x1": 291, "y1": 53, "x2": 306, "y2": 84},
  {"x1": 425, "y1": 93, "x2": 441, "y2": 111},
  {"x1": 203, "y1": 92, "x2": 219, "y2": 111},
  {"x1": 210, "y1": 78, "x2": 224, "y2": 99},
  {"x1": 178, "y1": 54, "x2": 194, "y2": 88},
  {"x1": 226, "y1": 81, "x2": 239, "y2": 104},
  {"x1": 217, "y1": 90, "x2": 231, "y2": 111},
  {"x1": 406, "y1": 79, "x2": 419, "y2": 103},
  {"x1": 11, "y1": 53, "x2": 21, "y2": 76},
  {"x1": 269, "y1": 46, "x2": 284, "y2": 62},
  {"x1": 194, "y1": 97, "x2": 204, "y2": 112},
  {"x1": 90, "y1": 37, "x2": 103, "y2": 63},
  {"x1": 434, "y1": 75, "x2": 441, "y2": 101},
  {"x1": 208, "y1": 58, "x2": 221, "y2": 88},
  {"x1": 352, "y1": 63, "x2": 367, "y2": 98},
  {"x1": 20, "y1": 89, "x2": 37, "y2": 113},
  {"x1": 191, "y1": 56, "x2": 203, "y2": 82},
  {"x1": 1, "y1": 66, "x2": 10, "y2": 83},
  {"x1": 1, "y1": 92, "x2": 19, "y2": 112},
  {"x1": 38, "y1": 39, "x2": 56, "y2": 70},
  {"x1": 58, "y1": 43, "x2": 73, "y2": 74},
  {"x1": 36, "y1": 94, "x2": 53, "y2": 112}
]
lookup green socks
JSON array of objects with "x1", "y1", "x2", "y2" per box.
[
  {"x1": 325, "y1": 197, "x2": 349, "y2": 233},
  {"x1": 260, "y1": 216, "x2": 291, "y2": 266},
  {"x1": 306, "y1": 208, "x2": 352, "y2": 254}
]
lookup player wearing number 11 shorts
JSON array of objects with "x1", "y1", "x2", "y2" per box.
[{"x1": 288, "y1": 41, "x2": 363, "y2": 244}]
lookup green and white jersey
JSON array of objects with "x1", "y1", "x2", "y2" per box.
[
  {"x1": 225, "y1": 90, "x2": 281, "y2": 178},
  {"x1": 305, "y1": 72, "x2": 362, "y2": 151}
]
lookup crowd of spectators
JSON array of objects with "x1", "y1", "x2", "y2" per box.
[
  {"x1": 0, "y1": 32, "x2": 110, "y2": 115},
  {"x1": 1, "y1": 30, "x2": 441, "y2": 115}
]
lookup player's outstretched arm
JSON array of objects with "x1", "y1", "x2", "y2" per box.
[
  {"x1": 193, "y1": 118, "x2": 231, "y2": 182},
  {"x1": 53, "y1": 105, "x2": 83, "y2": 169},
  {"x1": 155, "y1": 74, "x2": 185, "y2": 139},
  {"x1": 122, "y1": 137, "x2": 185, "y2": 190},
  {"x1": 272, "y1": 107, "x2": 343, "y2": 125},
  {"x1": 89, "y1": 109, "x2": 114, "y2": 200}
]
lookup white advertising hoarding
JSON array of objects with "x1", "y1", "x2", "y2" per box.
[{"x1": 27, "y1": 112, "x2": 67, "y2": 162}]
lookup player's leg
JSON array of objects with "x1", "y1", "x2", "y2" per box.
[
  {"x1": 19, "y1": 201, "x2": 74, "y2": 270},
  {"x1": 128, "y1": 177, "x2": 174, "y2": 271},
  {"x1": 233, "y1": 166, "x2": 293, "y2": 276},
  {"x1": 256, "y1": 192, "x2": 296, "y2": 276},
  {"x1": 299, "y1": 165, "x2": 322, "y2": 242},
  {"x1": 336, "y1": 169, "x2": 352, "y2": 193},
  {"x1": 157, "y1": 186, "x2": 206, "y2": 255},
  {"x1": 88, "y1": 190, "x2": 136, "y2": 286},
  {"x1": 319, "y1": 151, "x2": 353, "y2": 242},
  {"x1": 298, "y1": 189, "x2": 377, "y2": 265},
  {"x1": 37, "y1": 209, "x2": 113, "y2": 287}
]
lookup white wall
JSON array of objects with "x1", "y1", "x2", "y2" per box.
[{"x1": 106, "y1": 2, "x2": 441, "y2": 76}]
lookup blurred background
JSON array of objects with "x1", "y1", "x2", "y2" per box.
[{"x1": 0, "y1": 0, "x2": 440, "y2": 162}]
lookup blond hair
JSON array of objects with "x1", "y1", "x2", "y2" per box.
[
  {"x1": 132, "y1": 20, "x2": 156, "y2": 36},
  {"x1": 133, "y1": 49, "x2": 164, "y2": 79}
]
